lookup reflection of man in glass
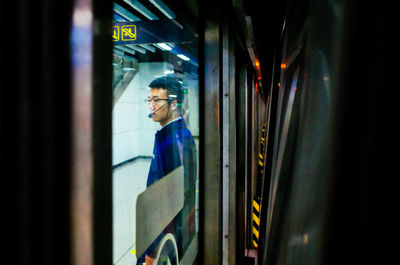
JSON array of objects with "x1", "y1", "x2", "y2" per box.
[{"x1": 138, "y1": 75, "x2": 197, "y2": 265}]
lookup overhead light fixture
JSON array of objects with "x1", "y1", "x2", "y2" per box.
[
  {"x1": 113, "y1": 3, "x2": 140, "y2": 21},
  {"x1": 126, "y1": 44, "x2": 146, "y2": 54},
  {"x1": 124, "y1": 0, "x2": 159, "y2": 20},
  {"x1": 177, "y1": 54, "x2": 190, "y2": 61},
  {"x1": 122, "y1": 67, "x2": 136, "y2": 71},
  {"x1": 156, "y1": 43, "x2": 172, "y2": 50},
  {"x1": 139, "y1": 44, "x2": 156, "y2": 52},
  {"x1": 114, "y1": 46, "x2": 136, "y2": 56},
  {"x1": 149, "y1": 0, "x2": 176, "y2": 19}
]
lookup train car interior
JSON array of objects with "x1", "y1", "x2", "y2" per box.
[{"x1": 0, "y1": 0, "x2": 398, "y2": 265}]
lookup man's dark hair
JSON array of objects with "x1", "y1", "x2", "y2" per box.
[{"x1": 149, "y1": 75, "x2": 183, "y2": 102}]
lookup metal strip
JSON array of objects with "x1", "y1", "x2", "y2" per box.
[
  {"x1": 203, "y1": 17, "x2": 221, "y2": 265},
  {"x1": 222, "y1": 21, "x2": 230, "y2": 265},
  {"x1": 179, "y1": 234, "x2": 199, "y2": 265},
  {"x1": 266, "y1": 68, "x2": 300, "y2": 240},
  {"x1": 136, "y1": 166, "x2": 185, "y2": 258},
  {"x1": 243, "y1": 68, "x2": 250, "y2": 249},
  {"x1": 228, "y1": 33, "x2": 237, "y2": 265},
  {"x1": 70, "y1": 2, "x2": 94, "y2": 264}
]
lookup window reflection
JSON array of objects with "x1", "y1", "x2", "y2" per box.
[
  {"x1": 138, "y1": 75, "x2": 197, "y2": 264},
  {"x1": 112, "y1": 1, "x2": 199, "y2": 265}
]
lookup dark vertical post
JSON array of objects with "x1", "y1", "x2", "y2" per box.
[{"x1": 201, "y1": 3, "x2": 222, "y2": 265}]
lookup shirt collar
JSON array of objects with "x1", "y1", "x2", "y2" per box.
[{"x1": 159, "y1": 117, "x2": 183, "y2": 131}]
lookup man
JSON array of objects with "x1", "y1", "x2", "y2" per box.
[{"x1": 138, "y1": 75, "x2": 197, "y2": 265}]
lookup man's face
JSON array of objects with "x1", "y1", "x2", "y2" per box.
[{"x1": 148, "y1": 88, "x2": 171, "y2": 125}]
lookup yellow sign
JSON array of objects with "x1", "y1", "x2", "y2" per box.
[
  {"x1": 113, "y1": 25, "x2": 137, "y2": 42},
  {"x1": 122, "y1": 25, "x2": 136, "y2": 41},
  {"x1": 113, "y1": 26, "x2": 119, "y2": 41}
]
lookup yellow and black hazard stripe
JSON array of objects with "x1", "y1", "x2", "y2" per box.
[
  {"x1": 253, "y1": 118, "x2": 267, "y2": 248},
  {"x1": 252, "y1": 197, "x2": 261, "y2": 248}
]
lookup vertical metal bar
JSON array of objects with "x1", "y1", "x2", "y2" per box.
[
  {"x1": 70, "y1": 1, "x2": 94, "y2": 264},
  {"x1": 92, "y1": 0, "x2": 112, "y2": 264},
  {"x1": 251, "y1": 77, "x2": 257, "y2": 203},
  {"x1": 236, "y1": 63, "x2": 247, "y2": 264},
  {"x1": 250, "y1": 77, "x2": 258, "y2": 251},
  {"x1": 222, "y1": 21, "x2": 230, "y2": 265},
  {"x1": 241, "y1": 68, "x2": 251, "y2": 249},
  {"x1": 264, "y1": 70, "x2": 286, "y2": 240},
  {"x1": 245, "y1": 74, "x2": 256, "y2": 250},
  {"x1": 203, "y1": 16, "x2": 221, "y2": 265},
  {"x1": 221, "y1": 21, "x2": 238, "y2": 265},
  {"x1": 266, "y1": 68, "x2": 299, "y2": 239},
  {"x1": 70, "y1": 1, "x2": 112, "y2": 265},
  {"x1": 228, "y1": 32, "x2": 237, "y2": 265}
]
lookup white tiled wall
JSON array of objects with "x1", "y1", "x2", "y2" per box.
[
  {"x1": 184, "y1": 76, "x2": 199, "y2": 137},
  {"x1": 113, "y1": 62, "x2": 167, "y2": 166}
]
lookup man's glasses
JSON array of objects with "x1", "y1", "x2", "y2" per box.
[{"x1": 144, "y1": 98, "x2": 169, "y2": 104}]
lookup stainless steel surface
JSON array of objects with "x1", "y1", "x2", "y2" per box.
[
  {"x1": 136, "y1": 166, "x2": 184, "y2": 258},
  {"x1": 243, "y1": 67, "x2": 250, "y2": 249},
  {"x1": 70, "y1": 1, "x2": 113, "y2": 265},
  {"x1": 227, "y1": 28, "x2": 237, "y2": 265},
  {"x1": 250, "y1": 76, "x2": 258, "y2": 249},
  {"x1": 231, "y1": 0, "x2": 262, "y2": 79},
  {"x1": 70, "y1": 1, "x2": 94, "y2": 264},
  {"x1": 222, "y1": 21, "x2": 230, "y2": 265},
  {"x1": 262, "y1": 1, "x2": 345, "y2": 264},
  {"x1": 203, "y1": 17, "x2": 221, "y2": 265},
  {"x1": 222, "y1": 21, "x2": 238, "y2": 265},
  {"x1": 266, "y1": 68, "x2": 299, "y2": 235},
  {"x1": 236, "y1": 64, "x2": 248, "y2": 264}
]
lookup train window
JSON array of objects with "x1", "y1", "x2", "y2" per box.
[{"x1": 111, "y1": 1, "x2": 199, "y2": 264}]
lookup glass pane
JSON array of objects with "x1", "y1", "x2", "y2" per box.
[{"x1": 111, "y1": 1, "x2": 199, "y2": 264}]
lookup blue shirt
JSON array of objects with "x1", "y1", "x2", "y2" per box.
[
  {"x1": 147, "y1": 118, "x2": 195, "y2": 187},
  {"x1": 138, "y1": 118, "x2": 197, "y2": 263}
]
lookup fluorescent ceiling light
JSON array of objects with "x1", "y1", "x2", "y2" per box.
[
  {"x1": 177, "y1": 54, "x2": 190, "y2": 61},
  {"x1": 149, "y1": 0, "x2": 176, "y2": 19},
  {"x1": 126, "y1": 45, "x2": 146, "y2": 54},
  {"x1": 113, "y1": 3, "x2": 140, "y2": 21},
  {"x1": 124, "y1": 0, "x2": 159, "y2": 20},
  {"x1": 113, "y1": 48, "x2": 125, "y2": 56},
  {"x1": 114, "y1": 46, "x2": 136, "y2": 56},
  {"x1": 122, "y1": 67, "x2": 136, "y2": 71},
  {"x1": 156, "y1": 43, "x2": 172, "y2": 50},
  {"x1": 139, "y1": 44, "x2": 156, "y2": 52}
]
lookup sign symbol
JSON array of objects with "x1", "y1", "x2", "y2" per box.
[
  {"x1": 123, "y1": 28, "x2": 135, "y2": 38},
  {"x1": 122, "y1": 25, "x2": 136, "y2": 41},
  {"x1": 113, "y1": 26, "x2": 119, "y2": 41}
]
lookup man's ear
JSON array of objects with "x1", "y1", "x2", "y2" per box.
[{"x1": 170, "y1": 100, "x2": 178, "y2": 110}]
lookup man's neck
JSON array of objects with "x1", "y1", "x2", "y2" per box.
[
  {"x1": 159, "y1": 116, "x2": 173, "y2": 127},
  {"x1": 160, "y1": 116, "x2": 182, "y2": 128}
]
